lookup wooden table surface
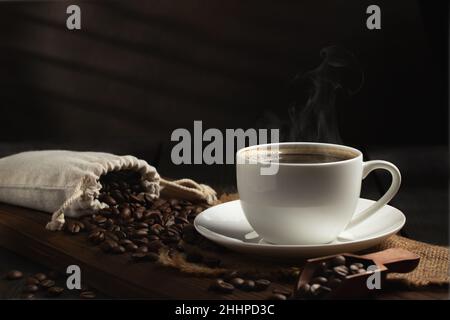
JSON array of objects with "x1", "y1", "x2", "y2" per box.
[{"x1": 0, "y1": 203, "x2": 448, "y2": 300}]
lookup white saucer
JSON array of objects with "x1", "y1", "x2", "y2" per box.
[{"x1": 194, "y1": 199, "x2": 405, "y2": 260}]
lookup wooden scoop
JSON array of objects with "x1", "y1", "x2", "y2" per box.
[{"x1": 295, "y1": 248, "x2": 420, "y2": 299}]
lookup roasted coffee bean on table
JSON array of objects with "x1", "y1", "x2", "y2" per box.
[
  {"x1": 240, "y1": 280, "x2": 256, "y2": 291},
  {"x1": 254, "y1": 279, "x2": 271, "y2": 291},
  {"x1": 47, "y1": 286, "x2": 65, "y2": 297},
  {"x1": 209, "y1": 279, "x2": 235, "y2": 294},
  {"x1": 33, "y1": 273, "x2": 47, "y2": 282},
  {"x1": 40, "y1": 279, "x2": 56, "y2": 288},
  {"x1": 79, "y1": 291, "x2": 97, "y2": 299},
  {"x1": 272, "y1": 288, "x2": 292, "y2": 298},
  {"x1": 20, "y1": 293, "x2": 35, "y2": 300},
  {"x1": 5, "y1": 270, "x2": 23, "y2": 280},
  {"x1": 267, "y1": 293, "x2": 287, "y2": 300},
  {"x1": 23, "y1": 284, "x2": 39, "y2": 293}
]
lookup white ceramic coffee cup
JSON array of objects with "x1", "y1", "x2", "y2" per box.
[{"x1": 236, "y1": 142, "x2": 401, "y2": 245}]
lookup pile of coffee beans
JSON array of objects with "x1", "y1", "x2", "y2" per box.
[
  {"x1": 4, "y1": 269, "x2": 96, "y2": 299},
  {"x1": 64, "y1": 170, "x2": 212, "y2": 266},
  {"x1": 209, "y1": 271, "x2": 271, "y2": 294},
  {"x1": 295, "y1": 255, "x2": 372, "y2": 299}
]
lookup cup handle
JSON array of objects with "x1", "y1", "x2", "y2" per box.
[{"x1": 346, "y1": 160, "x2": 401, "y2": 228}]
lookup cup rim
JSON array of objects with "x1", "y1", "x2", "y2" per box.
[{"x1": 236, "y1": 142, "x2": 362, "y2": 166}]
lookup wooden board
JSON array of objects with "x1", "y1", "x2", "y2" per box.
[
  {"x1": 0, "y1": 203, "x2": 292, "y2": 299},
  {"x1": 0, "y1": 203, "x2": 448, "y2": 300}
]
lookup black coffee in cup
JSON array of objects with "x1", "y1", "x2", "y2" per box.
[
  {"x1": 274, "y1": 153, "x2": 350, "y2": 164},
  {"x1": 243, "y1": 145, "x2": 357, "y2": 164}
]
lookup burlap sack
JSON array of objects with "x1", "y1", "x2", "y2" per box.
[{"x1": 0, "y1": 150, "x2": 217, "y2": 231}]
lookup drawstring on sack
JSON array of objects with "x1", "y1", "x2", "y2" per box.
[
  {"x1": 46, "y1": 177, "x2": 87, "y2": 231},
  {"x1": 160, "y1": 178, "x2": 217, "y2": 205}
]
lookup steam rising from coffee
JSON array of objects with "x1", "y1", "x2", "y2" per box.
[{"x1": 261, "y1": 46, "x2": 364, "y2": 144}]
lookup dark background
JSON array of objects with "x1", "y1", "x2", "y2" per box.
[{"x1": 0, "y1": 0, "x2": 448, "y2": 244}]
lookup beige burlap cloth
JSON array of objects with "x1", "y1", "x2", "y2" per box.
[{"x1": 159, "y1": 193, "x2": 449, "y2": 288}]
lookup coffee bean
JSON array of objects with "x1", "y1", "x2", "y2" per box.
[
  {"x1": 145, "y1": 210, "x2": 162, "y2": 220},
  {"x1": 105, "y1": 231, "x2": 120, "y2": 242},
  {"x1": 134, "y1": 210, "x2": 145, "y2": 221},
  {"x1": 100, "y1": 239, "x2": 118, "y2": 253},
  {"x1": 23, "y1": 284, "x2": 39, "y2": 293},
  {"x1": 230, "y1": 277, "x2": 245, "y2": 288},
  {"x1": 148, "y1": 235, "x2": 160, "y2": 241},
  {"x1": 309, "y1": 283, "x2": 322, "y2": 296},
  {"x1": 310, "y1": 276, "x2": 328, "y2": 285},
  {"x1": 133, "y1": 229, "x2": 148, "y2": 238},
  {"x1": 175, "y1": 216, "x2": 190, "y2": 225},
  {"x1": 102, "y1": 195, "x2": 117, "y2": 206},
  {"x1": 47, "y1": 286, "x2": 64, "y2": 297},
  {"x1": 111, "y1": 190, "x2": 125, "y2": 203},
  {"x1": 310, "y1": 284, "x2": 331, "y2": 298},
  {"x1": 194, "y1": 207, "x2": 204, "y2": 214},
  {"x1": 125, "y1": 243, "x2": 138, "y2": 252},
  {"x1": 113, "y1": 230, "x2": 127, "y2": 240},
  {"x1": 240, "y1": 280, "x2": 256, "y2": 291},
  {"x1": 330, "y1": 255, "x2": 346, "y2": 266},
  {"x1": 65, "y1": 220, "x2": 84, "y2": 234},
  {"x1": 333, "y1": 265, "x2": 349, "y2": 277},
  {"x1": 33, "y1": 273, "x2": 47, "y2": 281},
  {"x1": 150, "y1": 224, "x2": 164, "y2": 236},
  {"x1": 268, "y1": 293, "x2": 287, "y2": 300},
  {"x1": 120, "y1": 239, "x2": 133, "y2": 245},
  {"x1": 357, "y1": 268, "x2": 367, "y2": 274},
  {"x1": 272, "y1": 288, "x2": 292, "y2": 297},
  {"x1": 20, "y1": 293, "x2": 35, "y2": 300},
  {"x1": 99, "y1": 208, "x2": 113, "y2": 216},
  {"x1": 129, "y1": 194, "x2": 144, "y2": 204},
  {"x1": 6, "y1": 270, "x2": 23, "y2": 280},
  {"x1": 209, "y1": 279, "x2": 234, "y2": 294},
  {"x1": 120, "y1": 207, "x2": 132, "y2": 220},
  {"x1": 134, "y1": 238, "x2": 149, "y2": 246},
  {"x1": 255, "y1": 279, "x2": 271, "y2": 291},
  {"x1": 88, "y1": 230, "x2": 105, "y2": 244},
  {"x1": 40, "y1": 279, "x2": 55, "y2": 288},
  {"x1": 223, "y1": 271, "x2": 240, "y2": 281},
  {"x1": 93, "y1": 215, "x2": 107, "y2": 225},
  {"x1": 80, "y1": 291, "x2": 96, "y2": 299},
  {"x1": 137, "y1": 246, "x2": 148, "y2": 253}
]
